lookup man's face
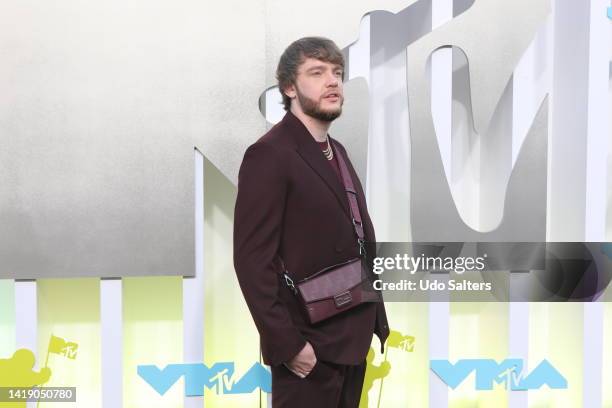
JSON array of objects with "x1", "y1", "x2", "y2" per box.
[{"x1": 285, "y1": 57, "x2": 344, "y2": 122}]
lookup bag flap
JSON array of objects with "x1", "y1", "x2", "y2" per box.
[{"x1": 297, "y1": 259, "x2": 366, "y2": 303}]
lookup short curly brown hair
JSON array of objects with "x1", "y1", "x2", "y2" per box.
[{"x1": 276, "y1": 37, "x2": 345, "y2": 111}]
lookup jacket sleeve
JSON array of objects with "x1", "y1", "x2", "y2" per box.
[{"x1": 233, "y1": 141, "x2": 306, "y2": 366}]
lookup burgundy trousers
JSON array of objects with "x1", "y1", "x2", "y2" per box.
[{"x1": 271, "y1": 360, "x2": 367, "y2": 408}]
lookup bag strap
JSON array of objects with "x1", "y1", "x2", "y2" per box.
[{"x1": 332, "y1": 140, "x2": 366, "y2": 257}]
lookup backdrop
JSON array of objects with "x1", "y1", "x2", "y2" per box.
[{"x1": 0, "y1": 0, "x2": 611, "y2": 407}]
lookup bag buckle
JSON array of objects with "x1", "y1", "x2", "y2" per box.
[
  {"x1": 284, "y1": 273, "x2": 297, "y2": 295},
  {"x1": 334, "y1": 291, "x2": 352, "y2": 308},
  {"x1": 358, "y1": 238, "x2": 366, "y2": 256}
]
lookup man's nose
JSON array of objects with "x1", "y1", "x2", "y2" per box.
[{"x1": 326, "y1": 71, "x2": 339, "y2": 86}]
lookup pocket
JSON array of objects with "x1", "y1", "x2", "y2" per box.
[
  {"x1": 303, "y1": 359, "x2": 321, "y2": 379},
  {"x1": 282, "y1": 363, "x2": 306, "y2": 380},
  {"x1": 305, "y1": 359, "x2": 338, "y2": 383}
]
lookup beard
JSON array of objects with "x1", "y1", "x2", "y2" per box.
[{"x1": 296, "y1": 88, "x2": 343, "y2": 122}]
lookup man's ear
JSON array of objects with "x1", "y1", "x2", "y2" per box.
[{"x1": 283, "y1": 83, "x2": 296, "y2": 99}]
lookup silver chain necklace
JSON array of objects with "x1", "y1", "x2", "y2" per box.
[{"x1": 322, "y1": 137, "x2": 334, "y2": 161}]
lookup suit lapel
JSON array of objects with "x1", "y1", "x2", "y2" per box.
[{"x1": 282, "y1": 112, "x2": 351, "y2": 220}]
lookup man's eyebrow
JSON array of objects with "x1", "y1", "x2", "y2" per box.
[
  {"x1": 304, "y1": 64, "x2": 343, "y2": 72},
  {"x1": 304, "y1": 65, "x2": 326, "y2": 72}
]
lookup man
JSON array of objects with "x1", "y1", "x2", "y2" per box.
[{"x1": 233, "y1": 37, "x2": 389, "y2": 407}]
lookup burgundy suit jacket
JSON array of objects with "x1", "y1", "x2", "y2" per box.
[{"x1": 233, "y1": 111, "x2": 389, "y2": 367}]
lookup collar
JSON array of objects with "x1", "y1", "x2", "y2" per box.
[{"x1": 280, "y1": 111, "x2": 351, "y2": 219}]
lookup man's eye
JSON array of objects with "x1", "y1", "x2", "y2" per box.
[
  {"x1": 312, "y1": 71, "x2": 322, "y2": 76},
  {"x1": 335, "y1": 71, "x2": 343, "y2": 77}
]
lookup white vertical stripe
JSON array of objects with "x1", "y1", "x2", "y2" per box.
[
  {"x1": 100, "y1": 278, "x2": 123, "y2": 408},
  {"x1": 549, "y1": 0, "x2": 591, "y2": 241},
  {"x1": 508, "y1": 301, "x2": 529, "y2": 408},
  {"x1": 428, "y1": 301, "x2": 449, "y2": 408},
  {"x1": 551, "y1": 0, "x2": 601, "y2": 407},
  {"x1": 582, "y1": 1, "x2": 609, "y2": 407},
  {"x1": 583, "y1": 302, "x2": 604, "y2": 408},
  {"x1": 585, "y1": 0, "x2": 611, "y2": 241},
  {"x1": 14, "y1": 281, "x2": 37, "y2": 356},
  {"x1": 15, "y1": 281, "x2": 37, "y2": 408},
  {"x1": 183, "y1": 149, "x2": 205, "y2": 408},
  {"x1": 428, "y1": 2, "x2": 452, "y2": 407},
  {"x1": 509, "y1": 14, "x2": 552, "y2": 408}
]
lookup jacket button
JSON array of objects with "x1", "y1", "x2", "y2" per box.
[{"x1": 335, "y1": 244, "x2": 343, "y2": 253}]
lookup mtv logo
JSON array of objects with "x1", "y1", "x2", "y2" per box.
[
  {"x1": 138, "y1": 362, "x2": 271, "y2": 396},
  {"x1": 60, "y1": 344, "x2": 78, "y2": 359},
  {"x1": 431, "y1": 358, "x2": 567, "y2": 391}
]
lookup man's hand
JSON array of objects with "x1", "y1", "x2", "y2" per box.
[{"x1": 284, "y1": 341, "x2": 317, "y2": 378}]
